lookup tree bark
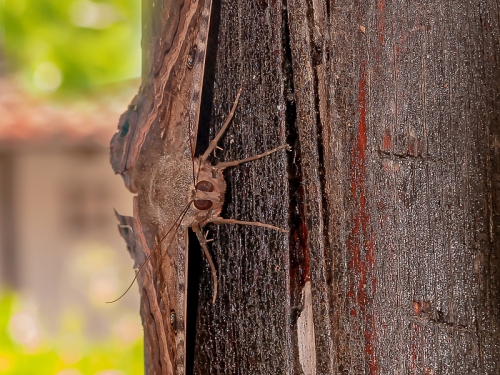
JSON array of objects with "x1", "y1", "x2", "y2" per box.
[{"x1": 111, "y1": 0, "x2": 500, "y2": 374}]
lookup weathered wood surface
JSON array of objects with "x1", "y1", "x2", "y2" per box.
[
  {"x1": 112, "y1": 0, "x2": 500, "y2": 374},
  {"x1": 284, "y1": 0, "x2": 500, "y2": 373},
  {"x1": 191, "y1": 0, "x2": 293, "y2": 373}
]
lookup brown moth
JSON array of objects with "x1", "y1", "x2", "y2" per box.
[
  {"x1": 110, "y1": 0, "x2": 217, "y2": 373},
  {"x1": 110, "y1": 0, "x2": 288, "y2": 374}
]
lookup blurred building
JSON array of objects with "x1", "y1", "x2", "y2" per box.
[{"x1": 0, "y1": 80, "x2": 141, "y2": 340}]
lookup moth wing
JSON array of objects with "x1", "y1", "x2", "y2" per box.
[
  {"x1": 111, "y1": 0, "x2": 213, "y2": 186},
  {"x1": 112, "y1": 0, "x2": 214, "y2": 373}
]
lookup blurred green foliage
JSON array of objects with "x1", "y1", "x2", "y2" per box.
[
  {"x1": 3, "y1": 0, "x2": 141, "y2": 96},
  {"x1": 0, "y1": 292, "x2": 143, "y2": 374}
]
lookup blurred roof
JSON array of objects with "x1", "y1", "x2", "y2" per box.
[{"x1": 0, "y1": 79, "x2": 138, "y2": 149}]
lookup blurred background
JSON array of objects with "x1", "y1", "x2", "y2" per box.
[{"x1": 1, "y1": 1, "x2": 144, "y2": 373}]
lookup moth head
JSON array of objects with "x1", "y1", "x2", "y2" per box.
[
  {"x1": 192, "y1": 161, "x2": 226, "y2": 216},
  {"x1": 194, "y1": 180, "x2": 215, "y2": 210}
]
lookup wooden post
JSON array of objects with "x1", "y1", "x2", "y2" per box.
[{"x1": 112, "y1": 0, "x2": 500, "y2": 373}]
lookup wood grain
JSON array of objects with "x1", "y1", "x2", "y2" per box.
[{"x1": 111, "y1": 0, "x2": 500, "y2": 373}]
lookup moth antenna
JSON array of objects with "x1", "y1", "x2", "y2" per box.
[
  {"x1": 106, "y1": 243, "x2": 156, "y2": 304},
  {"x1": 107, "y1": 201, "x2": 193, "y2": 303}
]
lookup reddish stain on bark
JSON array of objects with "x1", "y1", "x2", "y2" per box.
[
  {"x1": 413, "y1": 301, "x2": 422, "y2": 316},
  {"x1": 408, "y1": 135, "x2": 421, "y2": 156},
  {"x1": 347, "y1": 63, "x2": 379, "y2": 375},
  {"x1": 422, "y1": 301, "x2": 431, "y2": 314},
  {"x1": 409, "y1": 322, "x2": 421, "y2": 374},
  {"x1": 377, "y1": 0, "x2": 385, "y2": 45},
  {"x1": 382, "y1": 129, "x2": 392, "y2": 151}
]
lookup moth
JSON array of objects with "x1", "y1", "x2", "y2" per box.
[{"x1": 110, "y1": 0, "x2": 288, "y2": 374}]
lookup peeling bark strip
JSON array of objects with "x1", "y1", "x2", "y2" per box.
[{"x1": 297, "y1": 281, "x2": 317, "y2": 375}]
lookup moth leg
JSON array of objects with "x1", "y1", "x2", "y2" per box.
[
  {"x1": 200, "y1": 88, "x2": 243, "y2": 164},
  {"x1": 204, "y1": 230, "x2": 214, "y2": 242},
  {"x1": 210, "y1": 218, "x2": 289, "y2": 233},
  {"x1": 214, "y1": 146, "x2": 223, "y2": 156},
  {"x1": 192, "y1": 222, "x2": 218, "y2": 303},
  {"x1": 215, "y1": 144, "x2": 289, "y2": 169}
]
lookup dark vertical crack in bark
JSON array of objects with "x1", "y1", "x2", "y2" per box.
[
  {"x1": 186, "y1": 229, "x2": 202, "y2": 375},
  {"x1": 281, "y1": 4, "x2": 309, "y2": 373},
  {"x1": 187, "y1": 0, "x2": 222, "y2": 372},
  {"x1": 282, "y1": 0, "x2": 308, "y2": 320},
  {"x1": 282, "y1": 3, "x2": 306, "y2": 372}
]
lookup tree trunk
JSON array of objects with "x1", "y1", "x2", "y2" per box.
[{"x1": 111, "y1": 0, "x2": 500, "y2": 374}]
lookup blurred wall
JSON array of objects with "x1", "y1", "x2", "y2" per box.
[{"x1": 0, "y1": 122, "x2": 141, "y2": 341}]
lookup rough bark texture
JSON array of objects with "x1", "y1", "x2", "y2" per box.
[
  {"x1": 112, "y1": 0, "x2": 500, "y2": 374},
  {"x1": 191, "y1": 1, "x2": 293, "y2": 373},
  {"x1": 283, "y1": 0, "x2": 500, "y2": 373}
]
